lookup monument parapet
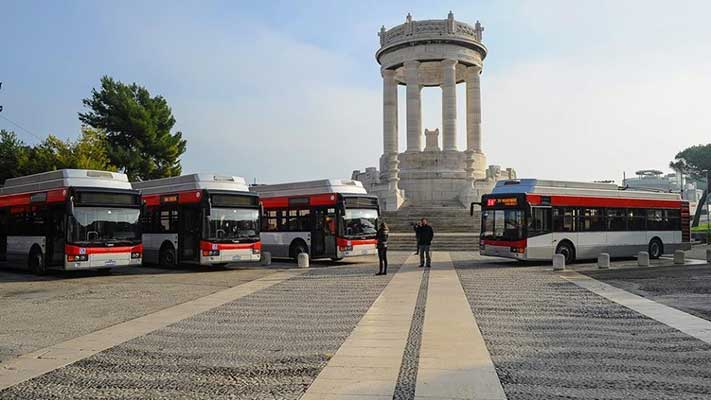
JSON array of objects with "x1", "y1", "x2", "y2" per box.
[{"x1": 359, "y1": 12, "x2": 516, "y2": 212}]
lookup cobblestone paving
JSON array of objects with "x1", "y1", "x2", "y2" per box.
[
  {"x1": 393, "y1": 267, "x2": 430, "y2": 400},
  {"x1": 0, "y1": 257, "x2": 406, "y2": 400},
  {"x1": 454, "y1": 258, "x2": 711, "y2": 400}
]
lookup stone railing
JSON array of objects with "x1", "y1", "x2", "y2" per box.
[{"x1": 379, "y1": 13, "x2": 484, "y2": 48}]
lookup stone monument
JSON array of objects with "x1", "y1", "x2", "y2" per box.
[{"x1": 354, "y1": 12, "x2": 515, "y2": 212}]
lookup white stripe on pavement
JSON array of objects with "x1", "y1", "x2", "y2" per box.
[
  {"x1": 301, "y1": 255, "x2": 422, "y2": 400},
  {"x1": 415, "y1": 252, "x2": 507, "y2": 400},
  {"x1": 563, "y1": 271, "x2": 711, "y2": 345}
]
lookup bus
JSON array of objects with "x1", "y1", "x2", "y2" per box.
[
  {"x1": 252, "y1": 179, "x2": 379, "y2": 260},
  {"x1": 476, "y1": 179, "x2": 691, "y2": 263},
  {"x1": 133, "y1": 174, "x2": 261, "y2": 267},
  {"x1": 0, "y1": 169, "x2": 142, "y2": 274}
]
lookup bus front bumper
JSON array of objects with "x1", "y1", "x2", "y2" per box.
[
  {"x1": 338, "y1": 244, "x2": 377, "y2": 258},
  {"x1": 200, "y1": 249, "x2": 261, "y2": 265},
  {"x1": 64, "y1": 253, "x2": 139, "y2": 270},
  {"x1": 481, "y1": 245, "x2": 527, "y2": 260}
]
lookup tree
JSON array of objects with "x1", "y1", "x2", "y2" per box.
[
  {"x1": 78, "y1": 76, "x2": 187, "y2": 181},
  {"x1": 670, "y1": 144, "x2": 711, "y2": 226},
  {"x1": 71, "y1": 127, "x2": 115, "y2": 170},
  {"x1": 0, "y1": 130, "x2": 29, "y2": 185}
]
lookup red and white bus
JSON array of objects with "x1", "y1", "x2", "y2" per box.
[
  {"x1": 133, "y1": 174, "x2": 261, "y2": 267},
  {"x1": 0, "y1": 169, "x2": 142, "y2": 274},
  {"x1": 252, "y1": 179, "x2": 379, "y2": 260},
  {"x1": 476, "y1": 179, "x2": 691, "y2": 263}
]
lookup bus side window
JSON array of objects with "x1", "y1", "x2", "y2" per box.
[{"x1": 529, "y1": 208, "x2": 551, "y2": 236}]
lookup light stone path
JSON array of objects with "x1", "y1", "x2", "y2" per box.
[
  {"x1": 301, "y1": 254, "x2": 421, "y2": 399},
  {"x1": 564, "y1": 271, "x2": 711, "y2": 345},
  {"x1": 416, "y1": 252, "x2": 505, "y2": 400},
  {"x1": 0, "y1": 270, "x2": 304, "y2": 391}
]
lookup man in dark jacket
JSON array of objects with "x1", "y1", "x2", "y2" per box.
[{"x1": 416, "y1": 218, "x2": 433, "y2": 268}]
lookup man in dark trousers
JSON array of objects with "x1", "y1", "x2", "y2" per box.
[{"x1": 416, "y1": 218, "x2": 433, "y2": 268}]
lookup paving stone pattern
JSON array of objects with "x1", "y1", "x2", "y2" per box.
[
  {"x1": 0, "y1": 261, "x2": 405, "y2": 400},
  {"x1": 393, "y1": 267, "x2": 430, "y2": 400},
  {"x1": 456, "y1": 262, "x2": 711, "y2": 400}
]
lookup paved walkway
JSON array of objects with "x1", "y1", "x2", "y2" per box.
[{"x1": 2, "y1": 251, "x2": 711, "y2": 399}]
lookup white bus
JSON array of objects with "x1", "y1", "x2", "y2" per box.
[
  {"x1": 0, "y1": 169, "x2": 142, "y2": 274},
  {"x1": 133, "y1": 174, "x2": 261, "y2": 267},
  {"x1": 476, "y1": 179, "x2": 691, "y2": 263},
  {"x1": 252, "y1": 179, "x2": 379, "y2": 260}
]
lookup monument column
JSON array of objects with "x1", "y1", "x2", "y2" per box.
[
  {"x1": 466, "y1": 65, "x2": 483, "y2": 153},
  {"x1": 382, "y1": 69, "x2": 398, "y2": 155},
  {"x1": 441, "y1": 59, "x2": 458, "y2": 151},
  {"x1": 405, "y1": 60, "x2": 422, "y2": 152}
]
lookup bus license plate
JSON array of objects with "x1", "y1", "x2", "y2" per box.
[
  {"x1": 104, "y1": 260, "x2": 117, "y2": 266},
  {"x1": 232, "y1": 255, "x2": 242, "y2": 261}
]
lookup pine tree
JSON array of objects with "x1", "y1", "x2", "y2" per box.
[{"x1": 79, "y1": 76, "x2": 187, "y2": 181}]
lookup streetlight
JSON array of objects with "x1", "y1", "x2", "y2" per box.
[{"x1": 704, "y1": 169, "x2": 711, "y2": 245}]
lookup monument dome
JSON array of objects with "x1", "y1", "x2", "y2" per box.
[{"x1": 354, "y1": 12, "x2": 516, "y2": 212}]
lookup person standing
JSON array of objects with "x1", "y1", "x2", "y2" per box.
[
  {"x1": 376, "y1": 222, "x2": 389, "y2": 275},
  {"x1": 417, "y1": 218, "x2": 434, "y2": 268}
]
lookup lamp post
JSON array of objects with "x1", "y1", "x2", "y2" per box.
[{"x1": 706, "y1": 170, "x2": 710, "y2": 244}]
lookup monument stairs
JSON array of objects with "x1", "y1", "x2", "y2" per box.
[{"x1": 380, "y1": 200, "x2": 481, "y2": 251}]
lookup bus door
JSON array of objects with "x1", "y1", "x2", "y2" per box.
[
  {"x1": 311, "y1": 207, "x2": 337, "y2": 258},
  {"x1": 178, "y1": 205, "x2": 201, "y2": 263},
  {"x1": 48, "y1": 207, "x2": 66, "y2": 266}
]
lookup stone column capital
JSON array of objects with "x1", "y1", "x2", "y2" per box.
[
  {"x1": 467, "y1": 65, "x2": 483, "y2": 77},
  {"x1": 382, "y1": 68, "x2": 397, "y2": 79},
  {"x1": 441, "y1": 59, "x2": 458, "y2": 68}
]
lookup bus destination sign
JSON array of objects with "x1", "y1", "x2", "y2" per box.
[{"x1": 486, "y1": 197, "x2": 519, "y2": 207}]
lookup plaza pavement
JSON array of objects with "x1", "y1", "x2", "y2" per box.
[{"x1": 1, "y1": 251, "x2": 711, "y2": 399}]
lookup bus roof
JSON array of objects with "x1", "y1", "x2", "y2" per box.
[
  {"x1": 492, "y1": 179, "x2": 681, "y2": 201},
  {"x1": 251, "y1": 179, "x2": 368, "y2": 198},
  {"x1": 132, "y1": 173, "x2": 250, "y2": 195},
  {"x1": 0, "y1": 169, "x2": 131, "y2": 196}
]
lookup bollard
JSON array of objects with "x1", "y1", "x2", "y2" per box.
[
  {"x1": 552, "y1": 254, "x2": 566, "y2": 271},
  {"x1": 297, "y1": 253, "x2": 310, "y2": 268},
  {"x1": 673, "y1": 250, "x2": 685, "y2": 265},
  {"x1": 597, "y1": 253, "x2": 610, "y2": 269},
  {"x1": 637, "y1": 251, "x2": 650, "y2": 267},
  {"x1": 706, "y1": 248, "x2": 711, "y2": 263},
  {"x1": 261, "y1": 251, "x2": 272, "y2": 266}
]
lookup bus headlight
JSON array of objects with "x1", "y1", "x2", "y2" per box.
[
  {"x1": 68, "y1": 255, "x2": 88, "y2": 262},
  {"x1": 510, "y1": 247, "x2": 525, "y2": 254},
  {"x1": 252, "y1": 246, "x2": 260, "y2": 255},
  {"x1": 202, "y1": 250, "x2": 220, "y2": 256},
  {"x1": 131, "y1": 252, "x2": 142, "y2": 259}
]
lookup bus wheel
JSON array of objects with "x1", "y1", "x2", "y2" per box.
[
  {"x1": 290, "y1": 242, "x2": 308, "y2": 261},
  {"x1": 556, "y1": 241, "x2": 576, "y2": 265},
  {"x1": 29, "y1": 249, "x2": 47, "y2": 275},
  {"x1": 648, "y1": 238, "x2": 663, "y2": 259},
  {"x1": 159, "y1": 247, "x2": 177, "y2": 268}
]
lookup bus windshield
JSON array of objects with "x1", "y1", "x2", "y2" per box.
[
  {"x1": 481, "y1": 209, "x2": 525, "y2": 241},
  {"x1": 205, "y1": 208, "x2": 260, "y2": 241},
  {"x1": 68, "y1": 207, "x2": 141, "y2": 245},
  {"x1": 343, "y1": 208, "x2": 378, "y2": 238}
]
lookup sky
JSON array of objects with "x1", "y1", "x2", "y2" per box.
[{"x1": 2, "y1": 0, "x2": 711, "y2": 184}]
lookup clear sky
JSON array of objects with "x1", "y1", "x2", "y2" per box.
[{"x1": 2, "y1": 0, "x2": 710, "y2": 184}]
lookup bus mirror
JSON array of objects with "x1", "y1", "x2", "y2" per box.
[{"x1": 470, "y1": 202, "x2": 481, "y2": 216}]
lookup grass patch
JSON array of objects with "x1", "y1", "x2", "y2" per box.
[{"x1": 692, "y1": 223, "x2": 710, "y2": 233}]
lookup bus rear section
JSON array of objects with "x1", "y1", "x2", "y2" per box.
[
  {"x1": 133, "y1": 174, "x2": 261, "y2": 267},
  {"x1": 252, "y1": 179, "x2": 379, "y2": 260},
  {"x1": 0, "y1": 169, "x2": 142, "y2": 274},
  {"x1": 478, "y1": 179, "x2": 691, "y2": 263}
]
